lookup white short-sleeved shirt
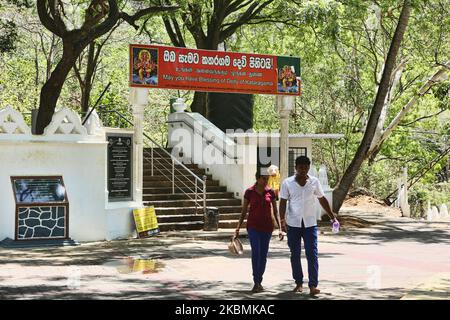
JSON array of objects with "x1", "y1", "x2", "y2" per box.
[{"x1": 280, "y1": 174, "x2": 325, "y2": 228}]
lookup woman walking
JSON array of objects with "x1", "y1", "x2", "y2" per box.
[{"x1": 234, "y1": 170, "x2": 283, "y2": 293}]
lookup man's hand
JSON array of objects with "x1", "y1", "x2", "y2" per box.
[
  {"x1": 331, "y1": 213, "x2": 338, "y2": 222},
  {"x1": 280, "y1": 219, "x2": 287, "y2": 233},
  {"x1": 278, "y1": 230, "x2": 284, "y2": 241}
]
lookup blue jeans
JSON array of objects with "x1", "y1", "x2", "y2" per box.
[
  {"x1": 247, "y1": 228, "x2": 272, "y2": 284},
  {"x1": 287, "y1": 221, "x2": 319, "y2": 288}
]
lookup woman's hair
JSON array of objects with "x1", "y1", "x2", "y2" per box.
[{"x1": 268, "y1": 164, "x2": 279, "y2": 175}]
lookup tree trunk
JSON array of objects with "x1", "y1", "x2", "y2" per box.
[
  {"x1": 332, "y1": 1, "x2": 411, "y2": 213},
  {"x1": 190, "y1": 41, "x2": 218, "y2": 117},
  {"x1": 36, "y1": 45, "x2": 81, "y2": 134},
  {"x1": 81, "y1": 83, "x2": 92, "y2": 114},
  {"x1": 191, "y1": 91, "x2": 208, "y2": 115},
  {"x1": 80, "y1": 43, "x2": 96, "y2": 114}
]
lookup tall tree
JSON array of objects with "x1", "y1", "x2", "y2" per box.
[
  {"x1": 73, "y1": 22, "x2": 121, "y2": 114},
  {"x1": 35, "y1": 0, "x2": 178, "y2": 134},
  {"x1": 332, "y1": 0, "x2": 412, "y2": 212}
]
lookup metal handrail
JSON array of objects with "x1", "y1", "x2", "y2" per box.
[
  {"x1": 143, "y1": 155, "x2": 206, "y2": 214},
  {"x1": 99, "y1": 108, "x2": 207, "y2": 214}
]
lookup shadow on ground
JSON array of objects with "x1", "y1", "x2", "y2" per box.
[{"x1": 0, "y1": 276, "x2": 408, "y2": 300}]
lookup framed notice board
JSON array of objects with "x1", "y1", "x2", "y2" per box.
[
  {"x1": 10, "y1": 176, "x2": 69, "y2": 240},
  {"x1": 107, "y1": 133, "x2": 133, "y2": 202}
]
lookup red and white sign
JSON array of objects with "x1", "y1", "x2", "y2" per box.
[{"x1": 129, "y1": 44, "x2": 301, "y2": 96}]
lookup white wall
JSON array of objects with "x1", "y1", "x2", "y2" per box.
[
  {"x1": 201, "y1": 144, "x2": 257, "y2": 199},
  {"x1": 0, "y1": 107, "x2": 141, "y2": 242},
  {"x1": 290, "y1": 137, "x2": 313, "y2": 163},
  {"x1": 0, "y1": 138, "x2": 108, "y2": 241}
]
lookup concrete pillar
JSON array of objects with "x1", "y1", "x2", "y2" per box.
[
  {"x1": 129, "y1": 88, "x2": 148, "y2": 204},
  {"x1": 276, "y1": 95, "x2": 295, "y2": 182}
]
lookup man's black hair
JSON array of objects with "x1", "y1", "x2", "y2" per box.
[{"x1": 295, "y1": 156, "x2": 311, "y2": 166}]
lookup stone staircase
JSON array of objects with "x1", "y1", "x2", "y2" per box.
[{"x1": 143, "y1": 148, "x2": 244, "y2": 231}]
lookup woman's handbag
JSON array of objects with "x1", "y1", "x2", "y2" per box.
[{"x1": 228, "y1": 236, "x2": 244, "y2": 255}]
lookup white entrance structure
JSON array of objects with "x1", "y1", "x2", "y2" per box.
[
  {"x1": 167, "y1": 111, "x2": 343, "y2": 209},
  {"x1": 0, "y1": 106, "x2": 143, "y2": 242}
]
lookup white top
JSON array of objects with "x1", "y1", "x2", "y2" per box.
[{"x1": 280, "y1": 175, "x2": 325, "y2": 228}]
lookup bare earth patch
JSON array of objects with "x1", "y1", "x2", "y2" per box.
[
  {"x1": 318, "y1": 195, "x2": 403, "y2": 231},
  {"x1": 318, "y1": 214, "x2": 375, "y2": 230},
  {"x1": 343, "y1": 195, "x2": 403, "y2": 218}
]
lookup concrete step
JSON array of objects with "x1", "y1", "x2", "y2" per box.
[
  {"x1": 143, "y1": 147, "x2": 173, "y2": 153},
  {"x1": 143, "y1": 192, "x2": 235, "y2": 201},
  {"x1": 157, "y1": 214, "x2": 203, "y2": 223},
  {"x1": 157, "y1": 214, "x2": 242, "y2": 227},
  {"x1": 158, "y1": 221, "x2": 204, "y2": 232},
  {"x1": 143, "y1": 186, "x2": 227, "y2": 194},
  {"x1": 151, "y1": 205, "x2": 242, "y2": 215},
  {"x1": 144, "y1": 168, "x2": 206, "y2": 176},
  {"x1": 141, "y1": 147, "x2": 240, "y2": 232},
  {"x1": 142, "y1": 149, "x2": 192, "y2": 164},
  {"x1": 219, "y1": 220, "x2": 247, "y2": 229},
  {"x1": 142, "y1": 153, "x2": 173, "y2": 160},
  {"x1": 147, "y1": 198, "x2": 241, "y2": 208},
  {"x1": 143, "y1": 180, "x2": 219, "y2": 188},
  {"x1": 142, "y1": 154, "x2": 188, "y2": 163},
  {"x1": 218, "y1": 213, "x2": 242, "y2": 220},
  {"x1": 144, "y1": 161, "x2": 200, "y2": 170},
  {"x1": 143, "y1": 174, "x2": 213, "y2": 182}
]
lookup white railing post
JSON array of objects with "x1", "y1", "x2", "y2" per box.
[
  {"x1": 172, "y1": 159, "x2": 175, "y2": 194},
  {"x1": 129, "y1": 88, "x2": 148, "y2": 204},
  {"x1": 203, "y1": 175, "x2": 207, "y2": 215},
  {"x1": 195, "y1": 177, "x2": 198, "y2": 213},
  {"x1": 151, "y1": 147, "x2": 154, "y2": 176}
]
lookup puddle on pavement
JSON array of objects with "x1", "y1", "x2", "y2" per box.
[{"x1": 104, "y1": 257, "x2": 165, "y2": 275}]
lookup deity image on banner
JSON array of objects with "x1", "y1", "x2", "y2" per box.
[
  {"x1": 276, "y1": 56, "x2": 301, "y2": 94},
  {"x1": 131, "y1": 47, "x2": 158, "y2": 85}
]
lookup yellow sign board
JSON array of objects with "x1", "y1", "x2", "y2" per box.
[{"x1": 133, "y1": 206, "x2": 160, "y2": 237}]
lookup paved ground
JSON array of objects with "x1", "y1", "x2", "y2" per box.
[{"x1": 0, "y1": 209, "x2": 449, "y2": 300}]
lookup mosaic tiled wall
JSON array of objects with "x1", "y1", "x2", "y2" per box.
[{"x1": 17, "y1": 206, "x2": 66, "y2": 239}]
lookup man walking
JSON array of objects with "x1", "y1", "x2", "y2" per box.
[{"x1": 279, "y1": 156, "x2": 338, "y2": 296}]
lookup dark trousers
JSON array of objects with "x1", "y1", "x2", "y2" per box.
[
  {"x1": 287, "y1": 221, "x2": 319, "y2": 288},
  {"x1": 247, "y1": 228, "x2": 272, "y2": 284}
]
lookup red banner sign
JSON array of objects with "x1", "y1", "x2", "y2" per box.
[{"x1": 129, "y1": 44, "x2": 301, "y2": 96}]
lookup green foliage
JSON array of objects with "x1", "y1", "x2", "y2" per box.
[
  {"x1": 0, "y1": 20, "x2": 18, "y2": 53},
  {"x1": 409, "y1": 182, "x2": 450, "y2": 218}
]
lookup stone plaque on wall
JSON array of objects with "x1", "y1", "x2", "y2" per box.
[
  {"x1": 107, "y1": 133, "x2": 133, "y2": 201},
  {"x1": 11, "y1": 176, "x2": 69, "y2": 240}
]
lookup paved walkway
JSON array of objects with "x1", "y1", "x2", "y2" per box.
[{"x1": 0, "y1": 209, "x2": 449, "y2": 300}]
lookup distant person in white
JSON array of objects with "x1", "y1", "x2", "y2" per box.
[{"x1": 279, "y1": 156, "x2": 338, "y2": 296}]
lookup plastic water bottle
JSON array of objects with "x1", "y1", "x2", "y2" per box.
[{"x1": 332, "y1": 219, "x2": 340, "y2": 233}]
